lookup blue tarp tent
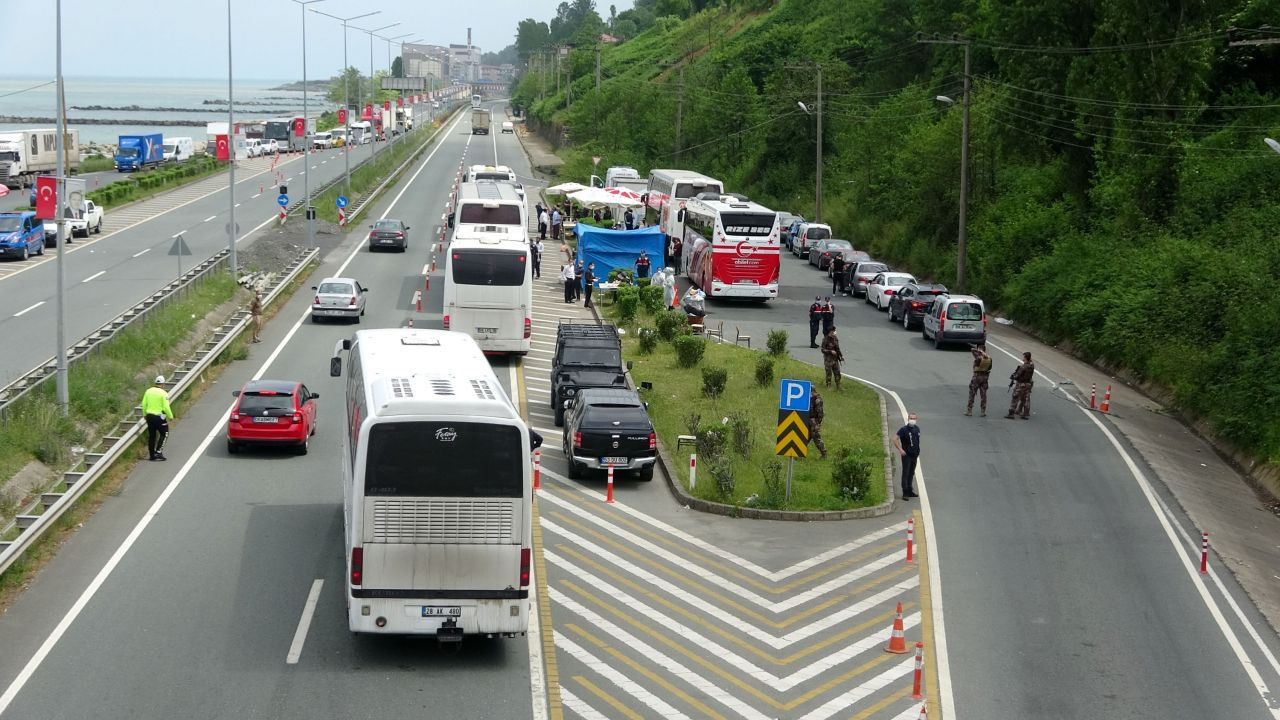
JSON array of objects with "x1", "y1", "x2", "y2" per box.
[{"x1": 573, "y1": 224, "x2": 666, "y2": 286}]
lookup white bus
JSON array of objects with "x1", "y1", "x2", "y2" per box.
[
  {"x1": 329, "y1": 328, "x2": 532, "y2": 640},
  {"x1": 644, "y1": 169, "x2": 723, "y2": 245},
  {"x1": 471, "y1": 93, "x2": 483, "y2": 108},
  {"x1": 445, "y1": 181, "x2": 532, "y2": 354},
  {"x1": 679, "y1": 195, "x2": 781, "y2": 300}
]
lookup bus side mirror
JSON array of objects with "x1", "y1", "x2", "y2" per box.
[
  {"x1": 626, "y1": 361, "x2": 633, "y2": 371},
  {"x1": 342, "y1": 339, "x2": 351, "y2": 350},
  {"x1": 329, "y1": 357, "x2": 343, "y2": 377}
]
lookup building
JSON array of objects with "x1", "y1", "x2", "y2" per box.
[{"x1": 449, "y1": 43, "x2": 481, "y2": 82}]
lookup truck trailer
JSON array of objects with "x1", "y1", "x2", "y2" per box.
[
  {"x1": 471, "y1": 108, "x2": 491, "y2": 135},
  {"x1": 115, "y1": 134, "x2": 164, "y2": 172},
  {"x1": 0, "y1": 129, "x2": 81, "y2": 188}
]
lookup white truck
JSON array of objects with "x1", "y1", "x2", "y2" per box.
[
  {"x1": 471, "y1": 108, "x2": 491, "y2": 135},
  {"x1": 0, "y1": 129, "x2": 81, "y2": 189},
  {"x1": 42, "y1": 199, "x2": 103, "y2": 245}
]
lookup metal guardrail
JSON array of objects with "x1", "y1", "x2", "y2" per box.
[
  {"x1": 0, "y1": 250, "x2": 232, "y2": 415},
  {"x1": 0, "y1": 247, "x2": 319, "y2": 576}
]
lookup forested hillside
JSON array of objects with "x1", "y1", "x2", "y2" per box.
[{"x1": 510, "y1": 0, "x2": 1280, "y2": 466}]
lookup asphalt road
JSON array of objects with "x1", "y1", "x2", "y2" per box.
[
  {"x1": 0, "y1": 105, "x2": 537, "y2": 719},
  {"x1": 692, "y1": 252, "x2": 1280, "y2": 717},
  {"x1": 0, "y1": 134, "x2": 416, "y2": 388}
]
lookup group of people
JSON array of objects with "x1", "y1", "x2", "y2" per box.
[
  {"x1": 536, "y1": 202, "x2": 564, "y2": 242},
  {"x1": 807, "y1": 296, "x2": 837, "y2": 348},
  {"x1": 559, "y1": 259, "x2": 598, "y2": 307}
]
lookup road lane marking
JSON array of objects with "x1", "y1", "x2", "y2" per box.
[
  {"x1": 234, "y1": 203, "x2": 241, "y2": 208},
  {"x1": 556, "y1": 634, "x2": 693, "y2": 719},
  {"x1": 132, "y1": 248, "x2": 150, "y2": 258},
  {"x1": 565, "y1": 682, "x2": 633, "y2": 720},
  {"x1": 14, "y1": 301, "x2": 44, "y2": 317},
  {"x1": 251, "y1": 193, "x2": 261, "y2": 199},
  {"x1": 285, "y1": 579, "x2": 324, "y2": 664},
  {"x1": 202, "y1": 215, "x2": 216, "y2": 223},
  {"x1": 81, "y1": 271, "x2": 105, "y2": 283}
]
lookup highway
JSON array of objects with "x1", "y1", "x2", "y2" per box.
[
  {"x1": 0, "y1": 169, "x2": 118, "y2": 213},
  {"x1": 0, "y1": 135, "x2": 420, "y2": 388}
]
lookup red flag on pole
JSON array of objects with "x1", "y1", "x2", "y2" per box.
[
  {"x1": 384, "y1": 100, "x2": 391, "y2": 111},
  {"x1": 35, "y1": 175, "x2": 57, "y2": 219},
  {"x1": 215, "y1": 135, "x2": 230, "y2": 161},
  {"x1": 293, "y1": 118, "x2": 305, "y2": 137},
  {"x1": 337, "y1": 108, "x2": 347, "y2": 125},
  {"x1": 363, "y1": 104, "x2": 372, "y2": 120},
  {"x1": 397, "y1": 97, "x2": 403, "y2": 107}
]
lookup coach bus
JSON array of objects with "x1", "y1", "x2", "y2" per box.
[
  {"x1": 644, "y1": 169, "x2": 723, "y2": 246},
  {"x1": 679, "y1": 194, "x2": 781, "y2": 300},
  {"x1": 328, "y1": 328, "x2": 532, "y2": 640}
]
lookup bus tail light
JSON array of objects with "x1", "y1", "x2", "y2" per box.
[
  {"x1": 350, "y1": 547, "x2": 363, "y2": 586},
  {"x1": 573, "y1": 431, "x2": 582, "y2": 449},
  {"x1": 524, "y1": 317, "x2": 531, "y2": 339},
  {"x1": 442, "y1": 314, "x2": 450, "y2": 330},
  {"x1": 519, "y1": 548, "x2": 531, "y2": 587}
]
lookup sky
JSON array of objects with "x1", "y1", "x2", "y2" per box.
[{"x1": 6, "y1": 0, "x2": 634, "y2": 81}]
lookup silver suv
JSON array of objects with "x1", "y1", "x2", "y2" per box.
[{"x1": 921, "y1": 294, "x2": 986, "y2": 349}]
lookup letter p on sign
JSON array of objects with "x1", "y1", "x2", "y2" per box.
[{"x1": 779, "y1": 379, "x2": 811, "y2": 413}]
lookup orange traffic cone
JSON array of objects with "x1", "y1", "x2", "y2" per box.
[
  {"x1": 916, "y1": 704, "x2": 927, "y2": 719},
  {"x1": 885, "y1": 601, "x2": 909, "y2": 654}
]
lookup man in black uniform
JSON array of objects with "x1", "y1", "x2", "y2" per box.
[
  {"x1": 821, "y1": 296, "x2": 836, "y2": 337},
  {"x1": 891, "y1": 412, "x2": 921, "y2": 499},
  {"x1": 831, "y1": 254, "x2": 847, "y2": 295},
  {"x1": 808, "y1": 296, "x2": 823, "y2": 348}
]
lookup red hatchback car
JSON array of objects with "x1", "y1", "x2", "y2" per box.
[{"x1": 226, "y1": 380, "x2": 319, "y2": 455}]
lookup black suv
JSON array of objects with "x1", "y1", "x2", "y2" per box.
[
  {"x1": 551, "y1": 322, "x2": 627, "y2": 427},
  {"x1": 887, "y1": 282, "x2": 949, "y2": 330},
  {"x1": 562, "y1": 388, "x2": 657, "y2": 481}
]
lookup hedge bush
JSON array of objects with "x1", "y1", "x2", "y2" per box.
[
  {"x1": 639, "y1": 284, "x2": 665, "y2": 313},
  {"x1": 701, "y1": 366, "x2": 728, "y2": 398},
  {"x1": 754, "y1": 355, "x2": 774, "y2": 387},
  {"x1": 673, "y1": 335, "x2": 705, "y2": 367},
  {"x1": 637, "y1": 326, "x2": 658, "y2": 354},
  {"x1": 767, "y1": 329, "x2": 789, "y2": 357},
  {"x1": 655, "y1": 308, "x2": 690, "y2": 341},
  {"x1": 831, "y1": 447, "x2": 873, "y2": 501},
  {"x1": 615, "y1": 285, "x2": 640, "y2": 323}
]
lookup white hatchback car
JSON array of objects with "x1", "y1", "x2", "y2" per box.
[
  {"x1": 310, "y1": 277, "x2": 368, "y2": 323},
  {"x1": 866, "y1": 272, "x2": 917, "y2": 310},
  {"x1": 260, "y1": 139, "x2": 278, "y2": 155}
]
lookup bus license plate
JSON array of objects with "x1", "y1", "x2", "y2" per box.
[
  {"x1": 601, "y1": 456, "x2": 628, "y2": 465},
  {"x1": 475, "y1": 327, "x2": 498, "y2": 334},
  {"x1": 422, "y1": 606, "x2": 461, "y2": 617}
]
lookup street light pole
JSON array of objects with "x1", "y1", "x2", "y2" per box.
[
  {"x1": 788, "y1": 63, "x2": 823, "y2": 223},
  {"x1": 293, "y1": 0, "x2": 325, "y2": 250},
  {"x1": 356, "y1": 22, "x2": 400, "y2": 160},
  {"x1": 311, "y1": 9, "x2": 380, "y2": 195},
  {"x1": 54, "y1": 0, "x2": 68, "y2": 414},
  {"x1": 380, "y1": 33, "x2": 414, "y2": 148},
  {"x1": 227, "y1": 0, "x2": 237, "y2": 279},
  {"x1": 920, "y1": 34, "x2": 972, "y2": 291}
]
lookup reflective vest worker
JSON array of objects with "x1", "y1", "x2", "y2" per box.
[{"x1": 142, "y1": 375, "x2": 174, "y2": 461}]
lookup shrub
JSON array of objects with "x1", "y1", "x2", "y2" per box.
[
  {"x1": 767, "y1": 329, "x2": 789, "y2": 357},
  {"x1": 615, "y1": 285, "x2": 640, "y2": 323},
  {"x1": 683, "y1": 412, "x2": 702, "y2": 436},
  {"x1": 728, "y1": 412, "x2": 753, "y2": 458},
  {"x1": 608, "y1": 267, "x2": 635, "y2": 284},
  {"x1": 655, "y1": 308, "x2": 689, "y2": 341},
  {"x1": 696, "y1": 423, "x2": 728, "y2": 460},
  {"x1": 701, "y1": 366, "x2": 728, "y2": 398},
  {"x1": 673, "y1": 335, "x2": 705, "y2": 367},
  {"x1": 760, "y1": 460, "x2": 785, "y2": 507},
  {"x1": 637, "y1": 326, "x2": 658, "y2": 354},
  {"x1": 709, "y1": 457, "x2": 735, "y2": 499},
  {"x1": 754, "y1": 355, "x2": 774, "y2": 387},
  {"x1": 639, "y1": 284, "x2": 665, "y2": 313},
  {"x1": 831, "y1": 447, "x2": 873, "y2": 501}
]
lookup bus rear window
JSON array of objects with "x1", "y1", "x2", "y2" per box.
[
  {"x1": 451, "y1": 249, "x2": 527, "y2": 286},
  {"x1": 365, "y1": 422, "x2": 523, "y2": 497},
  {"x1": 674, "y1": 182, "x2": 722, "y2": 198},
  {"x1": 458, "y1": 204, "x2": 522, "y2": 225},
  {"x1": 721, "y1": 213, "x2": 775, "y2": 237}
]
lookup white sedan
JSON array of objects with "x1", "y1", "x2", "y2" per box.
[{"x1": 866, "y1": 272, "x2": 917, "y2": 310}]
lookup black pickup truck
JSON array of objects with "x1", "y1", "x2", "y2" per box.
[
  {"x1": 561, "y1": 388, "x2": 657, "y2": 481},
  {"x1": 551, "y1": 322, "x2": 627, "y2": 426}
]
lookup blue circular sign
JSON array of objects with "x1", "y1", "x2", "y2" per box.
[
  {"x1": 336, "y1": 195, "x2": 349, "y2": 208},
  {"x1": 277, "y1": 194, "x2": 289, "y2": 207}
]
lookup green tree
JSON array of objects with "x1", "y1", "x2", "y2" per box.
[
  {"x1": 327, "y1": 66, "x2": 364, "y2": 106},
  {"x1": 391, "y1": 56, "x2": 403, "y2": 78},
  {"x1": 516, "y1": 19, "x2": 552, "y2": 62}
]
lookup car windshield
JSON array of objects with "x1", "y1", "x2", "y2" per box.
[
  {"x1": 948, "y1": 302, "x2": 983, "y2": 321},
  {"x1": 373, "y1": 221, "x2": 402, "y2": 231},
  {"x1": 806, "y1": 226, "x2": 831, "y2": 241},
  {"x1": 562, "y1": 347, "x2": 622, "y2": 367},
  {"x1": 918, "y1": 288, "x2": 948, "y2": 296},
  {"x1": 885, "y1": 275, "x2": 915, "y2": 285},
  {"x1": 826, "y1": 240, "x2": 853, "y2": 250},
  {"x1": 451, "y1": 249, "x2": 527, "y2": 286},
  {"x1": 365, "y1": 422, "x2": 522, "y2": 497},
  {"x1": 318, "y1": 282, "x2": 354, "y2": 294},
  {"x1": 238, "y1": 392, "x2": 294, "y2": 413},
  {"x1": 118, "y1": 148, "x2": 139, "y2": 158},
  {"x1": 0, "y1": 217, "x2": 22, "y2": 232},
  {"x1": 584, "y1": 404, "x2": 651, "y2": 426}
]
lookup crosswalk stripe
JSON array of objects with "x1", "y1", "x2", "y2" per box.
[
  {"x1": 566, "y1": 680, "x2": 641, "y2": 720},
  {"x1": 554, "y1": 632, "x2": 697, "y2": 720},
  {"x1": 798, "y1": 658, "x2": 916, "y2": 720}
]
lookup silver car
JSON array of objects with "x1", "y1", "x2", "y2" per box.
[{"x1": 310, "y1": 277, "x2": 368, "y2": 323}]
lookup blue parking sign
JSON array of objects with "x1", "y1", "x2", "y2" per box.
[
  {"x1": 779, "y1": 379, "x2": 811, "y2": 412},
  {"x1": 277, "y1": 194, "x2": 289, "y2": 207}
]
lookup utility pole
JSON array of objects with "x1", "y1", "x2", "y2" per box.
[
  {"x1": 918, "y1": 33, "x2": 971, "y2": 292},
  {"x1": 595, "y1": 45, "x2": 602, "y2": 91},
  {"x1": 227, "y1": 0, "x2": 237, "y2": 277},
  {"x1": 675, "y1": 66, "x2": 685, "y2": 162},
  {"x1": 786, "y1": 62, "x2": 824, "y2": 223},
  {"x1": 54, "y1": 0, "x2": 68, "y2": 415}
]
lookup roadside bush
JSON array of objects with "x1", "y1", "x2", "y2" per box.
[
  {"x1": 831, "y1": 447, "x2": 873, "y2": 501},
  {"x1": 767, "y1": 329, "x2": 788, "y2": 357},
  {"x1": 636, "y1": 277, "x2": 652, "y2": 288},
  {"x1": 701, "y1": 366, "x2": 728, "y2": 398},
  {"x1": 760, "y1": 460, "x2": 785, "y2": 507},
  {"x1": 673, "y1": 335, "x2": 705, "y2": 368},
  {"x1": 639, "y1": 284, "x2": 665, "y2": 313},
  {"x1": 655, "y1": 308, "x2": 689, "y2": 341},
  {"x1": 615, "y1": 286, "x2": 640, "y2": 323},
  {"x1": 696, "y1": 422, "x2": 728, "y2": 460},
  {"x1": 754, "y1": 355, "x2": 774, "y2": 387},
  {"x1": 728, "y1": 412, "x2": 753, "y2": 458},
  {"x1": 683, "y1": 412, "x2": 702, "y2": 436},
  {"x1": 637, "y1": 326, "x2": 658, "y2": 354},
  {"x1": 709, "y1": 457, "x2": 735, "y2": 499}
]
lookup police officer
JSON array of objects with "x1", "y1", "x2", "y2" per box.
[
  {"x1": 1006, "y1": 351, "x2": 1035, "y2": 419},
  {"x1": 831, "y1": 254, "x2": 847, "y2": 295},
  {"x1": 820, "y1": 326, "x2": 844, "y2": 390},
  {"x1": 821, "y1": 296, "x2": 836, "y2": 337},
  {"x1": 142, "y1": 375, "x2": 174, "y2": 461},
  {"x1": 808, "y1": 296, "x2": 823, "y2": 348},
  {"x1": 808, "y1": 386, "x2": 827, "y2": 459},
  {"x1": 965, "y1": 343, "x2": 993, "y2": 416},
  {"x1": 891, "y1": 412, "x2": 921, "y2": 499}
]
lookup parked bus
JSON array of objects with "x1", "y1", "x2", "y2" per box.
[
  {"x1": 444, "y1": 181, "x2": 532, "y2": 354},
  {"x1": 679, "y1": 194, "x2": 781, "y2": 300},
  {"x1": 328, "y1": 328, "x2": 532, "y2": 640},
  {"x1": 644, "y1": 169, "x2": 723, "y2": 247}
]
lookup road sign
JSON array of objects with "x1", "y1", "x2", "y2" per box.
[
  {"x1": 336, "y1": 195, "x2": 349, "y2": 209},
  {"x1": 779, "y1": 379, "x2": 811, "y2": 412},
  {"x1": 776, "y1": 410, "x2": 810, "y2": 458},
  {"x1": 167, "y1": 235, "x2": 192, "y2": 256},
  {"x1": 592, "y1": 155, "x2": 602, "y2": 167},
  {"x1": 277, "y1": 194, "x2": 289, "y2": 207}
]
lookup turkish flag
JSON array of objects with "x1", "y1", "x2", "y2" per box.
[
  {"x1": 362, "y1": 104, "x2": 372, "y2": 120},
  {"x1": 215, "y1": 135, "x2": 230, "y2": 161},
  {"x1": 384, "y1": 100, "x2": 391, "y2": 111},
  {"x1": 337, "y1": 108, "x2": 347, "y2": 125},
  {"x1": 35, "y1": 176, "x2": 57, "y2": 220},
  {"x1": 397, "y1": 97, "x2": 403, "y2": 107},
  {"x1": 293, "y1": 118, "x2": 305, "y2": 137}
]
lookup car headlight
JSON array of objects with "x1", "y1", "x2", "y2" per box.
[{"x1": 564, "y1": 388, "x2": 576, "y2": 396}]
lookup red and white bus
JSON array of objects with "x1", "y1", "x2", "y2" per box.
[
  {"x1": 679, "y1": 195, "x2": 780, "y2": 300},
  {"x1": 644, "y1": 169, "x2": 723, "y2": 244}
]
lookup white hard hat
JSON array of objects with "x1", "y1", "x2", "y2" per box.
[{"x1": 155, "y1": 375, "x2": 165, "y2": 385}]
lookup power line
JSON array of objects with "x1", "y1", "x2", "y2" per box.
[
  {"x1": 977, "y1": 74, "x2": 1280, "y2": 111},
  {"x1": 0, "y1": 79, "x2": 56, "y2": 99},
  {"x1": 674, "y1": 108, "x2": 802, "y2": 156},
  {"x1": 964, "y1": 29, "x2": 1229, "y2": 55}
]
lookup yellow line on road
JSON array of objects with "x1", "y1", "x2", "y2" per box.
[
  {"x1": 847, "y1": 685, "x2": 912, "y2": 719},
  {"x1": 567, "y1": 623, "x2": 728, "y2": 720},
  {"x1": 572, "y1": 676, "x2": 644, "y2": 720},
  {"x1": 915, "y1": 509, "x2": 940, "y2": 719}
]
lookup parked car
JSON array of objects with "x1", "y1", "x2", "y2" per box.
[
  {"x1": 792, "y1": 222, "x2": 832, "y2": 259},
  {"x1": 846, "y1": 261, "x2": 889, "y2": 298},
  {"x1": 561, "y1": 387, "x2": 657, "y2": 481},
  {"x1": 501, "y1": 121, "x2": 515, "y2": 133},
  {"x1": 226, "y1": 379, "x2": 319, "y2": 455},
  {"x1": 887, "y1": 282, "x2": 949, "y2": 330},
  {"x1": 866, "y1": 271, "x2": 917, "y2": 310},
  {"x1": 260, "y1": 139, "x2": 279, "y2": 155},
  {"x1": 551, "y1": 322, "x2": 626, "y2": 427},
  {"x1": 310, "y1": 277, "x2": 368, "y2": 323},
  {"x1": 922, "y1": 294, "x2": 987, "y2": 348},
  {"x1": 830, "y1": 249, "x2": 870, "y2": 279},
  {"x1": 778, "y1": 213, "x2": 803, "y2": 250},
  {"x1": 0, "y1": 211, "x2": 45, "y2": 260},
  {"x1": 808, "y1": 238, "x2": 854, "y2": 271},
  {"x1": 368, "y1": 219, "x2": 409, "y2": 252},
  {"x1": 311, "y1": 131, "x2": 334, "y2": 149},
  {"x1": 245, "y1": 139, "x2": 263, "y2": 158}
]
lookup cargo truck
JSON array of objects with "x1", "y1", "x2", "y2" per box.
[
  {"x1": 471, "y1": 108, "x2": 491, "y2": 135},
  {"x1": 115, "y1": 134, "x2": 164, "y2": 172},
  {"x1": 0, "y1": 129, "x2": 80, "y2": 189}
]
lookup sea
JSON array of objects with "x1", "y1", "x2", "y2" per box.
[{"x1": 0, "y1": 76, "x2": 336, "y2": 150}]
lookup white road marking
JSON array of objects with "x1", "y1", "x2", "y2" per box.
[
  {"x1": 555, "y1": 634, "x2": 694, "y2": 720},
  {"x1": 234, "y1": 203, "x2": 241, "y2": 208},
  {"x1": 202, "y1": 215, "x2": 216, "y2": 223},
  {"x1": 285, "y1": 579, "x2": 324, "y2": 664},
  {"x1": 132, "y1": 248, "x2": 150, "y2": 258},
  {"x1": 559, "y1": 689, "x2": 609, "y2": 720},
  {"x1": 13, "y1": 301, "x2": 44, "y2": 317},
  {"x1": 251, "y1": 193, "x2": 261, "y2": 199},
  {"x1": 81, "y1": 271, "x2": 106, "y2": 283},
  {"x1": 798, "y1": 658, "x2": 917, "y2": 720}
]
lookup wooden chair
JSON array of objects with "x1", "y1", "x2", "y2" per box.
[
  {"x1": 706, "y1": 321, "x2": 724, "y2": 341},
  {"x1": 735, "y1": 326, "x2": 751, "y2": 348},
  {"x1": 676, "y1": 435, "x2": 697, "y2": 451}
]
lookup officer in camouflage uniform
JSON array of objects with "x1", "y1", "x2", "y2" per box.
[
  {"x1": 808, "y1": 386, "x2": 827, "y2": 459},
  {"x1": 965, "y1": 343, "x2": 993, "y2": 416},
  {"x1": 820, "y1": 326, "x2": 844, "y2": 390},
  {"x1": 1006, "y1": 351, "x2": 1035, "y2": 419}
]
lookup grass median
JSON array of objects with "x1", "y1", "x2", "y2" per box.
[
  {"x1": 87, "y1": 156, "x2": 225, "y2": 210},
  {"x1": 607, "y1": 299, "x2": 886, "y2": 512}
]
